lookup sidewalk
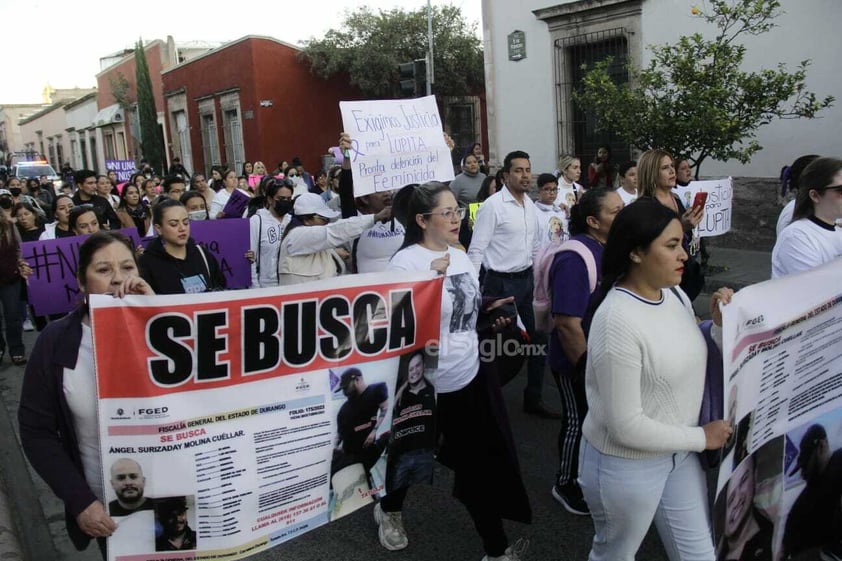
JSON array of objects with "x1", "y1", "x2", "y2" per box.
[
  {"x1": 703, "y1": 246, "x2": 772, "y2": 292},
  {"x1": 0, "y1": 246, "x2": 773, "y2": 561}
]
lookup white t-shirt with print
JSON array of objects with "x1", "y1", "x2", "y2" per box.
[{"x1": 389, "y1": 244, "x2": 480, "y2": 393}]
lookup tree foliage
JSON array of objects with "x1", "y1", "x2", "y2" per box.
[
  {"x1": 574, "y1": 0, "x2": 834, "y2": 176},
  {"x1": 109, "y1": 72, "x2": 133, "y2": 110},
  {"x1": 135, "y1": 39, "x2": 164, "y2": 173},
  {"x1": 300, "y1": 5, "x2": 483, "y2": 98}
]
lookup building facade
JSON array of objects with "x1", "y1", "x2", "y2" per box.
[
  {"x1": 19, "y1": 101, "x2": 73, "y2": 170},
  {"x1": 161, "y1": 36, "x2": 365, "y2": 178},
  {"x1": 63, "y1": 93, "x2": 98, "y2": 170},
  {"x1": 481, "y1": 0, "x2": 841, "y2": 177}
]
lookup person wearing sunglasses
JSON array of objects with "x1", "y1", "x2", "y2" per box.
[{"x1": 772, "y1": 157, "x2": 842, "y2": 278}]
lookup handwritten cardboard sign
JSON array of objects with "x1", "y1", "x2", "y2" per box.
[
  {"x1": 674, "y1": 178, "x2": 734, "y2": 237},
  {"x1": 339, "y1": 95, "x2": 454, "y2": 197},
  {"x1": 24, "y1": 220, "x2": 251, "y2": 316}
]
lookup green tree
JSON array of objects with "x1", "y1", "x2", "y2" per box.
[
  {"x1": 135, "y1": 39, "x2": 164, "y2": 173},
  {"x1": 574, "y1": 0, "x2": 833, "y2": 177},
  {"x1": 300, "y1": 5, "x2": 483, "y2": 98},
  {"x1": 109, "y1": 71, "x2": 133, "y2": 110}
]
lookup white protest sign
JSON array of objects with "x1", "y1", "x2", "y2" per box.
[
  {"x1": 674, "y1": 177, "x2": 733, "y2": 237},
  {"x1": 339, "y1": 95, "x2": 454, "y2": 197}
]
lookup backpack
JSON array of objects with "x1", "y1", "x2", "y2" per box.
[{"x1": 533, "y1": 239, "x2": 597, "y2": 333}]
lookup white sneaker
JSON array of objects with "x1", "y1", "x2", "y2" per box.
[
  {"x1": 22, "y1": 319, "x2": 34, "y2": 332},
  {"x1": 373, "y1": 503, "x2": 408, "y2": 551},
  {"x1": 481, "y1": 537, "x2": 530, "y2": 561}
]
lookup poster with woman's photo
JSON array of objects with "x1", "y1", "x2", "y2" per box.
[{"x1": 718, "y1": 258, "x2": 842, "y2": 561}]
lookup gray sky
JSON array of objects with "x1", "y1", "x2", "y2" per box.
[{"x1": 2, "y1": 0, "x2": 482, "y2": 104}]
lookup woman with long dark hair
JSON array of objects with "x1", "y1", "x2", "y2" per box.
[
  {"x1": 116, "y1": 183, "x2": 150, "y2": 238},
  {"x1": 19, "y1": 232, "x2": 154, "y2": 559},
  {"x1": 39, "y1": 195, "x2": 75, "y2": 240},
  {"x1": 383, "y1": 182, "x2": 530, "y2": 560},
  {"x1": 547, "y1": 187, "x2": 622, "y2": 515},
  {"x1": 771, "y1": 156, "x2": 842, "y2": 278},
  {"x1": 579, "y1": 198, "x2": 733, "y2": 560}
]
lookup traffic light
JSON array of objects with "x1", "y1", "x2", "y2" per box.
[{"x1": 398, "y1": 59, "x2": 427, "y2": 98}]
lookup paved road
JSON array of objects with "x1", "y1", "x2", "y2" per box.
[
  {"x1": 0, "y1": 331, "x2": 671, "y2": 561},
  {"x1": 0, "y1": 245, "x2": 770, "y2": 560}
]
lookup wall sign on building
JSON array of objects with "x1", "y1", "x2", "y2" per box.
[{"x1": 508, "y1": 30, "x2": 526, "y2": 61}]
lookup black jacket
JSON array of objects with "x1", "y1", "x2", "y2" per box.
[
  {"x1": 18, "y1": 307, "x2": 95, "y2": 550},
  {"x1": 139, "y1": 237, "x2": 225, "y2": 294},
  {"x1": 71, "y1": 192, "x2": 121, "y2": 231}
]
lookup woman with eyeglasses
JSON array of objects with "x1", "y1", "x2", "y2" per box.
[
  {"x1": 772, "y1": 157, "x2": 842, "y2": 278},
  {"x1": 139, "y1": 199, "x2": 225, "y2": 294},
  {"x1": 381, "y1": 182, "x2": 531, "y2": 560},
  {"x1": 277, "y1": 193, "x2": 390, "y2": 286},
  {"x1": 250, "y1": 180, "x2": 294, "y2": 288}
]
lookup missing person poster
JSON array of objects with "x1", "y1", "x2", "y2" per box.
[
  {"x1": 92, "y1": 272, "x2": 444, "y2": 560},
  {"x1": 714, "y1": 257, "x2": 842, "y2": 560}
]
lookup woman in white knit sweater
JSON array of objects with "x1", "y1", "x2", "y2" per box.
[{"x1": 579, "y1": 198, "x2": 733, "y2": 561}]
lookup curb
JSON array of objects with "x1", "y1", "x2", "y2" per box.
[{"x1": 0, "y1": 390, "x2": 58, "y2": 561}]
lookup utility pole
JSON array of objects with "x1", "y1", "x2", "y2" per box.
[{"x1": 426, "y1": 0, "x2": 434, "y2": 95}]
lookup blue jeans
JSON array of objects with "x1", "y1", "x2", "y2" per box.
[
  {"x1": 578, "y1": 439, "x2": 714, "y2": 561},
  {"x1": 0, "y1": 280, "x2": 24, "y2": 356}
]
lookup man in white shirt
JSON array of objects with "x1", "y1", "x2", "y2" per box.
[{"x1": 468, "y1": 151, "x2": 560, "y2": 418}]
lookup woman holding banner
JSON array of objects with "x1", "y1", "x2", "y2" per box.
[
  {"x1": 578, "y1": 198, "x2": 733, "y2": 561},
  {"x1": 139, "y1": 199, "x2": 225, "y2": 294},
  {"x1": 384, "y1": 182, "x2": 531, "y2": 561},
  {"x1": 18, "y1": 231, "x2": 154, "y2": 559}
]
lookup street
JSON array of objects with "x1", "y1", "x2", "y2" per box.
[
  {"x1": 0, "y1": 328, "x2": 673, "y2": 561},
  {"x1": 0, "y1": 240, "x2": 773, "y2": 561}
]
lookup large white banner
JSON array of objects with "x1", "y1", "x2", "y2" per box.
[
  {"x1": 675, "y1": 178, "x2": 733, "y2": 237},
  {"x1": 92, "y1": 272, "x2": 443, "y2": 560},
  {"x1": 339, "y1": 95, "x2": 455, "y2": 197},
  {"x1": 714, "y1": 258, "x2": 842, "y2": 560}
]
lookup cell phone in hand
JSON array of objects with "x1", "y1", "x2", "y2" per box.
[
  {"x1": 692, "y1": 191, "x2": 708, "y2": 210},
  {"x1": 488, "y1": 301, "x2": 517, "y2": 324}
]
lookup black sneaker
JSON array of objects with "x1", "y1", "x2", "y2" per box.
[{"x1": 551, "y1": 482, "x2": 590, "y2": 516}]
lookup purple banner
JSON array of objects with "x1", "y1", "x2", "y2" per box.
[
  {"x1": 22, "y1": 229, "x2": 141, "y2": 316},
  {"x1": 23, "y1": 220, "x2": 251, "y2": 316},
  {"x1": 105, "y1": 159, "x2": 136, "y2": 183}
]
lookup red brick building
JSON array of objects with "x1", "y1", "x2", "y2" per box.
[
  {"x1": 162, "y1": 36, "x2": 364, "y2": 177},
  {"x1": 94, "y1": 40, "x2": 173, "y2": 166}
]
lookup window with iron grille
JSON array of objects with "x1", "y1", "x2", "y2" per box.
[{"x1": 555, "y1": 27, "x2": 630, "y2": 183}]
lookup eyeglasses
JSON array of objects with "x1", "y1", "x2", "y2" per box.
[
  {"x1": 818, "y1": 184, "x2": 842, "y2": 193},
  {"x1": 541, "y1": 187, "x2": 559, "y2": 193},
  {"x1": 423, "y1": 207, "x2": 466, "y2": 221}
]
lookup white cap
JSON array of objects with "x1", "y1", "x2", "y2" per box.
[
  {"x1": 0, "y1": 189, "x2": 11, "y2": 197},
  {"x1": 294, "y1": 193, "x2": 340, "y2": 220}
]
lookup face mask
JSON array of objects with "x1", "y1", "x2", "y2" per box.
[
  {"x1": 9, "y1": 188, "x2": 21, "y2": 197},
  {"x1": 0, "y1": 198, "x2": 11, "y2": 210},
  {"x1": 274, "y1": 199, "x2": 293, "y2": 216},
  {"x1": 188, "y1": 210, "x2": 207, "y2": 221}
]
